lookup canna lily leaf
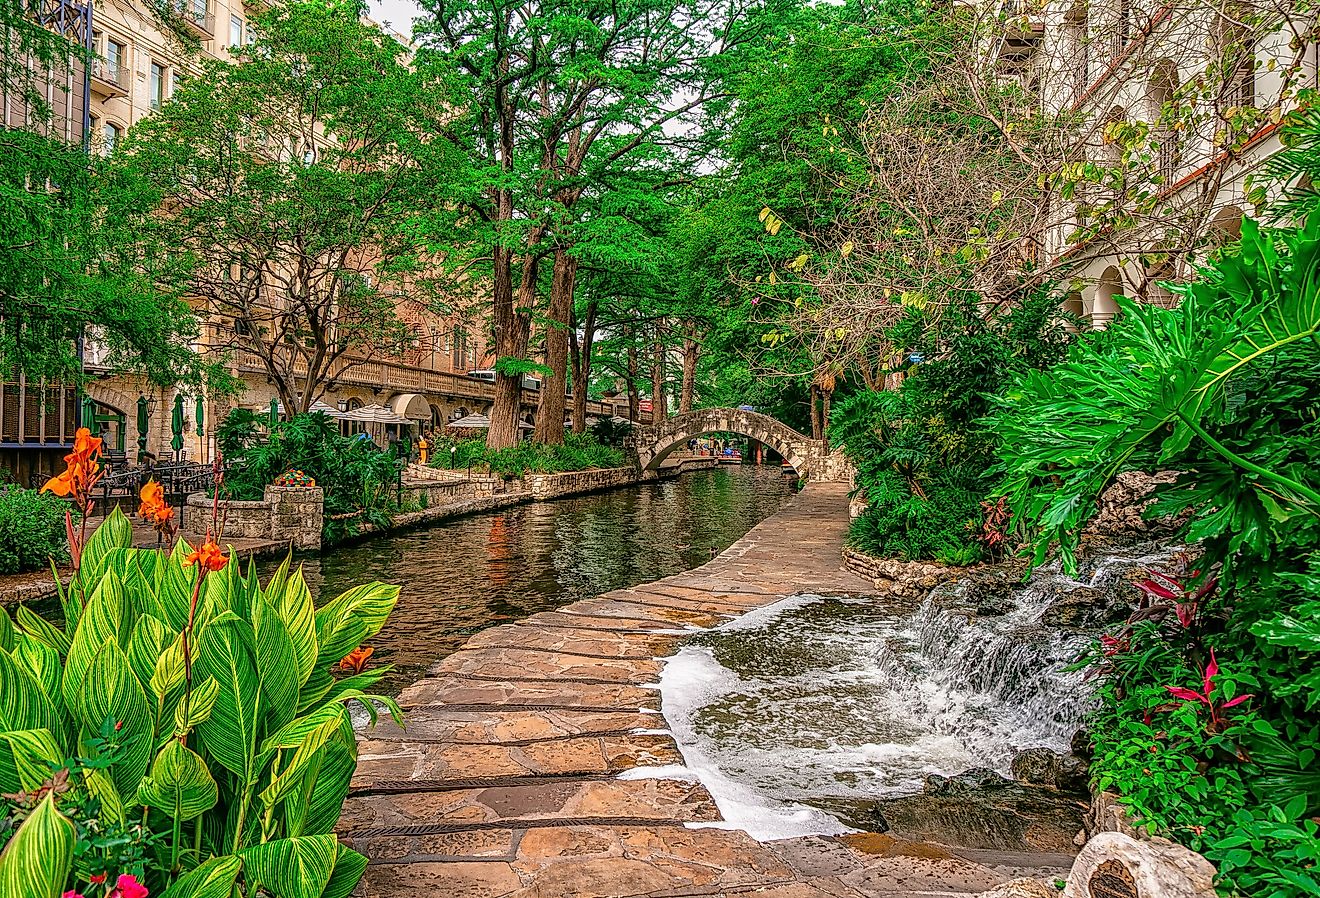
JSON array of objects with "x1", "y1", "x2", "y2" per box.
[
  {"x1": 159, "y1": 854, "x2": 242, "y2": 898},
  {"x1": 78, "y1": 639, "x2": 153, "y2": 800},
  {"x1": 0, "y1": 605, "x2": 13, "y2": 652},
  {"x1": 138, "y1": 739, "x2": 219, "y2": 821},
  {"x1": 313, "y1": 583, "x2": 400, "y2": 672},
  {"x1": 174, "y1": 676, "x2": 221, "y2": 735},
  {"x1": 0, "y1": 793, "x2": 75, "y2": 898},
  {"x1": 62, "y1": 571, "x2": 128, "y2": 716},
  {"x1": 0, "y1": 728, "x2": 64, "y2": 794},
  {"x1": 322, "y1": 843, "x2": 369, "y2": 898},
  {"x1": 0, "y1": 649, "x2": 62, "y2": 736},
  {"x1": 14, "y1": 607, "x2": 71, "y2": 658},
  {"x1": 193, "y1": 612, "x2": 263, "y2": 786},
  {"x1": 236, "y1": 834, "x2": 339, "y2": 898},
  {"x1": 12, "y1": 635, "x2": 63, "y2": 712}
]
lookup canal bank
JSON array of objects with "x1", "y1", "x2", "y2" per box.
[{"x1": 341, "y1": 483, "x2": 1068, "y2": 898}]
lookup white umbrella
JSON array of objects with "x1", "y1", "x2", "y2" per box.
[
  {"x1": 447, "y1": 413, "x2": 534, "y2": 431},
  {"x1": 341, "y1": 403, "x2": 411, "y2": 425}
]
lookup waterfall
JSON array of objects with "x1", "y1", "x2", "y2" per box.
[{"x1": 657, "y1": 542, "x2": 1182, "y2": 841}]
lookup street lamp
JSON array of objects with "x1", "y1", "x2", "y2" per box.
[
  {"x1": 450, "y1": 445, "x2": 457, "y2": 469},
  {"x1": 336, "y1": 399, "x2": 348, "y2": 412}
]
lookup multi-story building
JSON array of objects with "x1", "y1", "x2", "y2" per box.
[
  {"x1": 3, "y1": 0, "x2": 626, "y2": 469},
  {"x1": 990, "y1": 0, "x2": 1316, "y2": 328}
]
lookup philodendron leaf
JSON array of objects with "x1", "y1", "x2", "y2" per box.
[
  {"x1": 159, "y1": 854, "x2": 242, "y2": 898},
  {"x1": 236, "y1": 835, "x2": 338, "y2": 898},
  {"x1": 0, "y1": 792, "x2": 75, "y2": 898},
  {"x1": 138, "y1": 740, "x2": 219, "y2": 821}
]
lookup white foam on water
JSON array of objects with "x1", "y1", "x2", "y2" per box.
[{"x1": 657, "y1": 596, "x2": 857, "y2": 841}]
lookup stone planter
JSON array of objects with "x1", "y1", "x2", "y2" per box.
[
  {"x1": 264, "y1": 485, "x2": 324, "y2": 551},
  {"x1": 186, "y1": 493, "x2": 270, "y2": 540},
  {"x1": 186, "y1": 485, "x2": 324, "y2": 551}
]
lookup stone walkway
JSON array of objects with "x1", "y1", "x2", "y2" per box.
[{"x1": 343, "y1": 483, "x2": 1072, "y2": 898}]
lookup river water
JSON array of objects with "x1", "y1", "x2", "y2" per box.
[{"x1": 265, "y1": 466, "x2": 794, "y2": 693}]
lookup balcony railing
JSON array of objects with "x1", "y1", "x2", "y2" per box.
[
  {"x1": 172, "y1": 0, "x2": 214, "y2": 36},
  {"x1": 89, "y1": 58, "x2": 127, "y2": 96}
]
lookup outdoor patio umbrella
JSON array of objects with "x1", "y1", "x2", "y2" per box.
[
  {"x1": 447, "y1": 413, "x2": 491, "y2": 430},
  {"x1": 171, "y1": 394, "x2": 184, "y2": 455},
  {"x1": 340, "y1": 404, "x2": 411, "y2": 425}
]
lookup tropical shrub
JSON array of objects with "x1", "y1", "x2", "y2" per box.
[
  {"x1": 831, "y1": 292, "x2": 1074, "y2": 564},
  {"x1": 0, "y1": 509, "x2": 401, "y2": 898},
  {"x1": 993, "y1": 216, "x2": 1320, "y2": 896},
  {"x1": 0, "y1": 486, "x2": 69, "y2": 574},
  {"x1": 429, "y1": 433, "x2": 625, "y2": 476},
  {"x1": 219, "y1": 412, "x2": 401, "y2": 535}
]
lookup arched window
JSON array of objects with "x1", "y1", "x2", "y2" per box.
[
  {"x1": 1143, "y1": 258, "x2": 1178, "y2": 308},
  {"x1": 102, "y1": 121, "x2": 121, "y2": 155},
  {"x1": 1216, "y1": 11, "x2": 1256, "y2": 111},
  {"x1": 1146, "y1": 59, "x2": 1180, "y2": 186},
  {"x1": 1062, "y1": 291, "x2": 1085, "y2": 331},
  {"x1": 1065, "y1": 1, "x2": 1090, "y2": 99},
  {"x1": 1209, "y1": 205, "x2": 1244, "y2": 248},
  {"x1": 1089, "y1": 265, "x2": 1123, "y2": 328}
]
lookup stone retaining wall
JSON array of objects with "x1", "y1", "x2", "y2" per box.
[
  {"x1": 187, "y1": 494, "x2": 270, "y2": 540},
  {"x1": 841, "y1": 547, "x2": 962, "y2": 599},
  {"x1": 526, "y1": 466, "x2": 638, "y2": 500}
]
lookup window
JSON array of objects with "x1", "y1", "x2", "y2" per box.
[
  {"x1": 150, "y1": 62, "x2": 165, "y2": 109},
  {"x1": 106, "y1": 39, "x2": 123, "y2": 73},
  {"x1": 102, "y1": 122, "x2": 120, "y2": 154},
  {"x1": 229, "y1": 14, "x2": 242, "y2": 47}
]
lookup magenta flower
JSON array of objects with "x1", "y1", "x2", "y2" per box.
[{"x1": 109, "y1": 875, "x2": 148, "y2": 898}]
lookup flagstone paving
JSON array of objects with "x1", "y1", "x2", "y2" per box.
[{"x1": 346, "y1": 482, "x2": 1071, "y2": 897}]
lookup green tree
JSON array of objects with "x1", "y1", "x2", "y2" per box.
[
  {"x1": 1, "y1": 2, "x2": 208, "y2": 387},
  {"x1": 113, "y1": 0, "x2": 458, "y2": 414}
]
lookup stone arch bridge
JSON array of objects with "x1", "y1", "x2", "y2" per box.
[{"x1": 627, "y1": 407, "x2": 853, "y2": 482}]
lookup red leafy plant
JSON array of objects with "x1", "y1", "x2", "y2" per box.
[{"x1": 1163, "y1": 648, "x2": 1253, "y2": 731}]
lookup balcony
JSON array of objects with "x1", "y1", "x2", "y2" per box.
[
  {"x1": 994, "y1": 0, "x2": 1044, "y2": 67},
  {"x1": 172, "y1": 0, "x2": 214, "y2": 37},
  {"x1": 89, "y1": 58, "x2": 127, "y2": 98}
]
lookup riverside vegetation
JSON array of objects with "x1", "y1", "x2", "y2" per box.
[
  {"x1": 829, "y1": 119, "x2": 1320, "y2": 896},
  {"x1": 0, "y1": 431, "x2": 401, "y2": 898}
]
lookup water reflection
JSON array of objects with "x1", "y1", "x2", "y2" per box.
[{"x1": 263, "y1": 467, "x2": 793, "y2": 693}]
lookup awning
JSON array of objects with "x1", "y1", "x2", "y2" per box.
[
  {"x1": 389, "y1": 392, "x2": 432, "y2": 421},
  {"x1": 341, "y1": 403, "x2": 411, "y2": 425}
]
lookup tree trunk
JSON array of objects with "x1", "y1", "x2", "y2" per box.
[
  {"x1": 679, "y1": 320, "x2": 699, "y2": 415},
  {"x1": 821, "y1": 386, "x2": 832, "y2": 442},
  {"x1": 809, "y1": 384, "x2": 823, "y2": 440},
  {"x1": 651, "y1": 325, "x2": 667, "y2": 423},
  {"x1": 535, "y1": 248, "x2": 577, "y2": 444},
  {"x1": 570, "y1": 300, "x2": 597, "y2": 434},
  {"x1": 488, "y1": 244, "x2": 539, "y2": 448},
  {"x1": 626, "y1": 341, "x2": 640, "y2": 422}
]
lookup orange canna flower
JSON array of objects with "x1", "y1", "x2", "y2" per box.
[
  {"x1": 138, "y1": 479, "x2": 175, "y2": 530},
  {"x1": 184, "y1": 540, "x2": 228, "y2": 573},
  {"x1": 339, "y1": 645, "x2": 374, "y2": 675},
  {"x1": 41, "y1": 427, "x2": 104, "y2": 503}
]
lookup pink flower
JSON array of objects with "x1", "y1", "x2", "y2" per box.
[
  {"x1": 109, "y1": 874, "x2": 148, "y2": 898},
  {"x1": 64, "y1": 892, "x2": 86, "y2": 898}
]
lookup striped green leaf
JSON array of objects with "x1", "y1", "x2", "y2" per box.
[
  {"x1": 0, "y1": 606, "x2": 13, "y2": 652},
  {"x1": 138, "y1": 739, "x2": 218, "y2": 821},
  {"x1": 61, "y1": 572, "x2": 127, "y2": 715},
  {"x1": 194, "y1": 612, "x2": 262, "y2": 785},
  {"x1": 0, "y1": 792, "x2": 75, "y2": 898},
  {"x1": 13, "y1": 608, "x2": 69, "y2": 658},
  {"x1": 236, "y1": 835, "x2": 338, "y2": 898},
  {"x1": 313, "y1": 583, "x2": 399, "y2": 670},
  {"x1": 77, "y1": 639, "x2": 153, "y2": 800},
  {"x1": 128, "y1": 614, "x2": 172, "y2": 696},
  {"x1": 159, "y1": 855, "x2": 242, "y2": 898},
  {"x1": 77, "y1": 508, "x2": 133, "y2": 587},
  {"x1": 291, "y1": 740, "x2": 355, "y2": 837},
  {"x1": 322, "y1": 843, "x2": 369, "y2": 898},
  {"x1": 253, "y1": 596, "x2": 298, "y2": 733},
  {"x1": 174, "y1": 676, "x2": 220, "y2": 735},
  {"x1": 12, "y1": 636, "x2": 63, "y2": 716},
  {"x1": 0, "y1": 650, "x2": 61, "y2": 737},
  {"x1": 272, "y1": 565, "x2": 318, "y2": 689},
  {"x1": 259, "y1": 710, "x2": 345, "y2": 808},
  {"x1": 0, "y1": 729, "x2": 63, "y2": 794}
]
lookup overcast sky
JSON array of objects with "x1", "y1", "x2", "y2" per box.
[{"x1": 368, "y1": 0, "x2": 424, "y2": 36}]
